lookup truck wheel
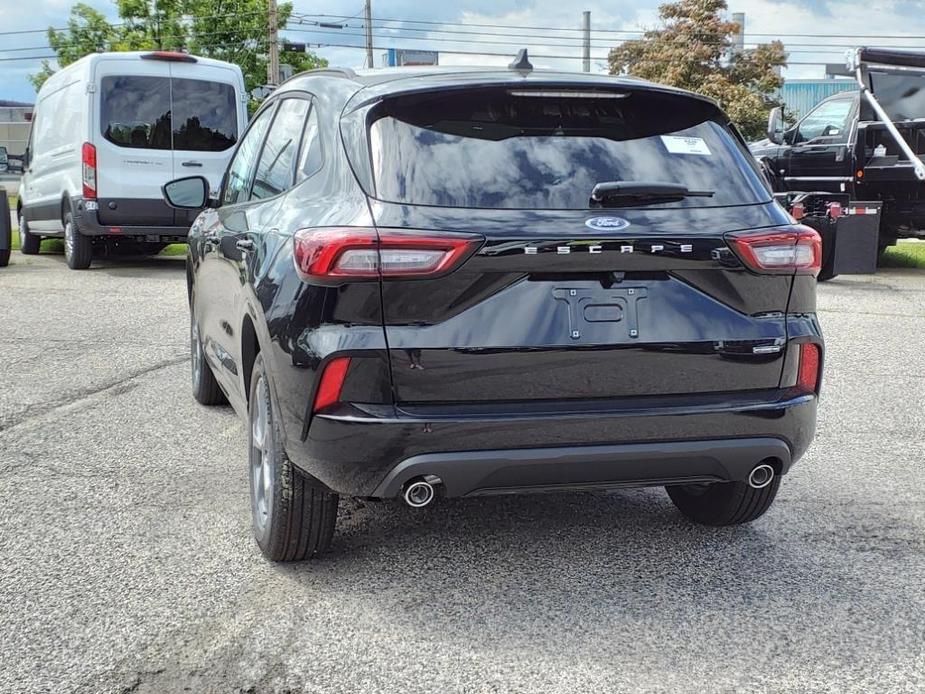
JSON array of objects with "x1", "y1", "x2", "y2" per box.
[
  {"x1": 666, "y1": 476, "x2": 780, "y2": 526},
  {"x1": 19, "y1": 213, "x2": 41, "y2": 255},
  {"x1": 190, "y1": 310, "x2": 226, "y2": 406},
  {"x1": 249, "y1": 352, "x2": 338, "y2": 561},
  {"x1": 64, "y1": 211, "x2": 92, "y2": 269},
  {"x1": 0, "y1": 249, "x2": 9, "y2": 267}
]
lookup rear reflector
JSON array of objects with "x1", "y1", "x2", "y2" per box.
[
  {"x1": 727, "y1": 225, "x2": 821, "y2": 276},
  {"x1": 312, "y1": 357, "x2": 351, "y2": 413},
  {"x1": 796, "y1": 343, "x2": 821, "y2": 394},
  {"x1": 293, "y1": 227, "x2": 482, "y2": 282},
  {"x1": 141, "y1": 51, "x2": 197, "y2": 63},
  {"x1": 81, "y1": 142, "x2": 97, "y2": 199}
]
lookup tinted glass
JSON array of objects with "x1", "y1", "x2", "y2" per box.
[
  {"x1": 223, "y1": 105, "x2": 275, "y2": 206},
  {"x1": 297, "y1": 106, "x2": 323, "y2": 180},
  {"x1": 251, "y1": 98, "x2": 309, "y2": 200},
  {"x1": 365, "y1": 88, "x2": 768, "y2": 209},
  {"x1": 101, "y1": 76, "x2": 172, "y2": 150},
  {"x1": 870, "y1": 72, "x2": 925, "y2": 121},
  {"x1": 796, "y1": 99, "x2": 853, "y2": 142},
  {"x1": 172, "y1": 78, "x2": 238, "y2": 151}
]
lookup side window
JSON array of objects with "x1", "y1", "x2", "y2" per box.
[
  {"x1": 297, "y1": 105, "x2": 323, "y2": 181},
  {"x1": 251, "y1": 98, "x2": 310, "y2": 201},
  {"x1": 222, "y1": 104, "x2": 276, "y2": 206},
  {"x1": 795, "y1": 99, "x2": 853, "y2": 144}
]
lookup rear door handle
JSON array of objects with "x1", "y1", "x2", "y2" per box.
[
  {"x1": 181, "y1": 161, "x2": 203, "y2": 168},
  {"x1": 235, "y1": 238, "x2": 254, "y2": 252}
]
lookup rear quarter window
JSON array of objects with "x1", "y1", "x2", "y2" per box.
[{"x1": 363, "y1": 87, "x2": 769, "y2": 209}]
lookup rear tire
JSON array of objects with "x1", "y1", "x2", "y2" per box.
[
  {"x1": 249, "y1": 353, "x2": 339, "y2": 561},
  {"x1": 190, "y1": 309, "x2": 226, "y2": 406},
  {"x1": 0, "y1": 249, "x2": 9, "y2": 267},
  {"x1": 19, "y1": 213, "x2": 40, "y2": 255},
  {"x1": 64, "y1": 210, "x2": 92, "y2": 269},
  {"x1": 666, "y1": 476, "x2": 781, "y2": 526}
]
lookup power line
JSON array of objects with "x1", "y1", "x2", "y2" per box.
[{"x1": 298, "y1": 13, "x2": 925, "y2": 41}]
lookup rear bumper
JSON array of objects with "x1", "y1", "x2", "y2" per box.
[
  {"x1": 73, "y1": 198, "x2": 191, "y2": 240},
  {"x1": 290, "y1": 390, "x2": 817, "y2": 498}
]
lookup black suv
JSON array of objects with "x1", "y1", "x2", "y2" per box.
[{"x1": 164, "y1": 64, "x2": 823, "y2": 562}]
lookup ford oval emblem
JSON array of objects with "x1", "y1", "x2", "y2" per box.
[{"x1": 585, "y1": 216, "x2": 631, "y2": 232}]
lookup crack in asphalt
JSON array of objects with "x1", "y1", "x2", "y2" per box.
[{"x1": 0, "y1": 354, "x2": 189, "y2": 434}]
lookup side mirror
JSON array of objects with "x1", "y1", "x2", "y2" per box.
[
  {"x1": 767, "y1": 107, "x2": 784, "y2": 145},
  {"x1": 163, "y1": 176, "x2": 210, "y2": 209}
]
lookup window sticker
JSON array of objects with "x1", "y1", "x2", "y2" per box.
[{"x1": 660, "y1": 135, "x2": 712, "y2": 155}]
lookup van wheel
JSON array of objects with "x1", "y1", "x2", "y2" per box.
[
  {"x1": 190, "y1": 310, "x2": 226, "y2": 406},
  {"x1": 249, "y1": 353, "x2": 339, "y2": 561},
  {"x1": 666, "y1": 476, "x2": 781, "y2": 526},
  {"x1": 0, "y1": 249, "x2": 9, "y2": 267},
  {"x1": 19, "y1": 213, "x2": 40, "y2": 255},
  {"x1": 64, "y1": 212, "x2": 92, "y2": 269}
]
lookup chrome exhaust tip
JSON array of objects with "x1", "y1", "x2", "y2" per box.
[
  {"x1": 403, "y1": 478, "x2": 437, "y2": 508},
  {"x1": 747, "y1": 463, "x2": 775, "y2": 489}
]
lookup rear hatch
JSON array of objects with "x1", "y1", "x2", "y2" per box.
[
  {"x1": 346, "y1": 82, "x2": 797, "y2": 406},
  {"x1": 93, "y1": 54, "x2": 241, "y2": 227}
]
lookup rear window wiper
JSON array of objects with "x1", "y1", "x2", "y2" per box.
[{"x1": 591, "y1": 181, "x2": 715, "y2": 206}]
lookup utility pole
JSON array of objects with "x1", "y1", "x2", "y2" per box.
[
  {"x1": 268, "y1": 0, "x2": 279, "y2": 85},
  {"x1": 364, "y1": 0, "x2": 373, "y2": 68},
  {"x1": 581, "y1": 11, "x2": 591, "y2": 72}
]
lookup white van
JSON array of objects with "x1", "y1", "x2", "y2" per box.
[{"x1": 18, "y1": 51, "x2": 247, "y2": 269}]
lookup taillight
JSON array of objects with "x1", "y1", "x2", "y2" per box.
[
  {"x1": 312, "y1": 357, "x2": 351, "y2": 413},
  {"x1": 141, "y1": 51, "x2": 197, "y2": 63},
  {"x1": 81, "y1": 142, "x2": 96, "y2": 199},
  {"x1": 727, "y1": 225, "x2": 821, "y2": 276},
  {"x1": 796, "y1": 343, "x2": 821, "y2": 394},
  {"x1": 293, "y1": 227, "x2": 482, "y2": 282}
]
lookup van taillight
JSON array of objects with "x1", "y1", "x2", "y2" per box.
[
  {"x1": 726, "y1": 225, "x2": 821, "y2": 276},
  {"x1": 796, "y1": 343, "x2": 821, "y2": 394},
  {"x1": 81, "y1": 142, "x2": 96, "y2": 199},
  {"x1": 293, "y1": 228, "x2": 482, "y2": 283},
  {"x1": 141, "y1": 51, "x2": 197, "y2": 63}
]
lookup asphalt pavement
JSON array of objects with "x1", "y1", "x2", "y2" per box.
[{"x1": 1, "y1": 251, "x2": 923, "y2": 693}]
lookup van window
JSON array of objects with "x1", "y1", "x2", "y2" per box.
[
  {"x1": 251, "y1": 98, "x2": 310, "y2": 200},
  {"x1": 172, "y1": 78, "x2": 238, "y2": 151},
  {"x1": 100, "y1": 76, "x2": 237, "y2": 151},
  {"x1": 101, "y1": 76, "x2": 172, "y2": 150}
]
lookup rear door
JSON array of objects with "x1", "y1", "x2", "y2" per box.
[
  {"x1": 168, "y1": 61, "x2": 243, "y2": 225},
  {"x1": 359, "y1": 86, "x2": 795, "y2": 406},
  {"x1": 94, "y1": 59, "x2": 175, "y2": 226}
]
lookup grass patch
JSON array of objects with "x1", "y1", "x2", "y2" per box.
[
  {"x1": 161, "y1": 243, "x2": 187, "y2": 256},
  {"x1": 8, "y1": 229, "x2": 64, "y2": 253},
  {"x1": 880, "y1": 241, "x2": 925, "y2": 269}
]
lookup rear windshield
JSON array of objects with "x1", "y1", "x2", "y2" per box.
[
  {"x1": 365, "y1": 87, "x2": 768, "y2": 209},
  {"x1": 101, "y1": 75, "x2": 237, "y2": 152}
]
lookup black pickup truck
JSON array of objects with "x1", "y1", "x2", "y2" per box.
[{"x1": 751, "y1": 48, "x2": 925, "y2": 270}]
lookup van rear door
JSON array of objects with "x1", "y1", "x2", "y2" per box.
[
  {"x1": 167, "y1": 60, "x2": 242, "y2": 225},
  {"x1": 93, "y1": 57, "x2": 176, "y2": 227}
]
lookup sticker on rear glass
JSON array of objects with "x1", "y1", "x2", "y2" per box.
[{"x1": 660, "y1": 135, "x2": 712, "y2": 155}]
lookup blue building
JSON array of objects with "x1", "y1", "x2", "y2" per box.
[{"x1": 780, "y1": 79, "x2": 857, "y2": 120}]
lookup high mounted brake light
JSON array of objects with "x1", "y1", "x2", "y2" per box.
[
  {"x1": 727, "y1": 225, "x2": 821, "y2": 276},
  {"x1": 293, "y1": 228, "x2": 482, "y2": 283},
  {"x1": 141, "y1": 51, "x2": 197, "y2": 63},
  {"x1": 81, "y1": 142, "x2": 96, "y2": 199}
]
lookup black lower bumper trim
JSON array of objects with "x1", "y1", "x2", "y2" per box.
[{"x1": 370, "y1": 438, "x2": 792, "y2": 499}]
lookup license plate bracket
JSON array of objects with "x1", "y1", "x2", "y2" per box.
[{"x1": 553, "y1": 287, "x2": 648, "y2": 341}]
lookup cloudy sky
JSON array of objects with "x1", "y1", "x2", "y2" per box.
[{"x1": 2, "y1": 0, "x2": 925, "y2": 103}]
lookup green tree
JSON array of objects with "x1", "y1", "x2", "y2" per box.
[
  {"x1": 608, "y1": 0, "x2": 786, "y2": 139},
  {"x1": 30, "y1": 0, "x2": 326, "y2": 99}
]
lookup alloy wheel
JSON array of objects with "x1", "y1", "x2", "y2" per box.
[{"x1": 250, "y1": 375, "x2": 275, "y2": 537}]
